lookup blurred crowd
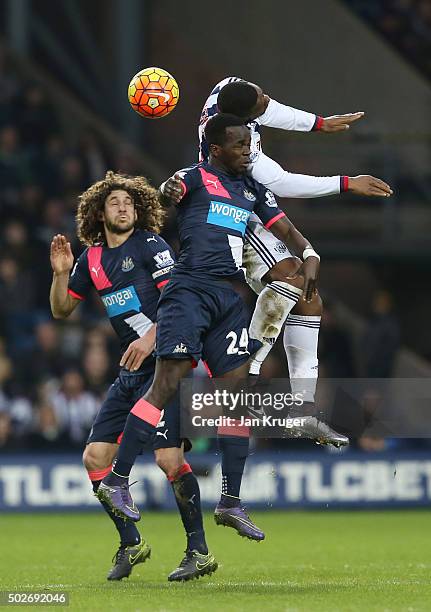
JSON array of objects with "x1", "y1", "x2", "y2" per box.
[
  {"x1": 0, "y1": 47, "x2": 407, "y2": 454},
  {"x1": 0, "y1": 47, "x2": 137, "y2": 452},
  {"x1": 348, "y1": 0, "x2": 431, "y2": 78}
]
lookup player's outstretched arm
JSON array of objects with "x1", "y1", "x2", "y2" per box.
[
  {"x1": 252, "y1": 153, "x2": 393, "y2": 199},
  {"x1": 253, "y1": 151, "x2": 342, "y2": 198},
  {"x1": 268, "y1": 216, "x2": 320, "y2": 303},
  {"x1": 258, "y1": 96, "x2": 364, "y2": 134},
  {"x1": 50, "y1": 234, "x2": 80, "y2": 319}
]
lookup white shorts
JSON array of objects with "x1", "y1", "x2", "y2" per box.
[{"x1": 243, "y1": 214, "x2": 296, "y2": 295}]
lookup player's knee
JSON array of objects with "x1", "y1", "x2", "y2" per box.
[
  {"x1": 291, "y1": 290, "x2": 322, "y2": 316},
  {"x1": 150, "y1": 383, "x2": 178, "y2": 407},
  {"x1": 267, "y1": 271, "x2": 303, "y2": 291},
  {"x1": 147, "y1": 362, "x2": 186, "y2": 406},
  {"x1": 264, "y1": 258, "x2": 301, "y2": 284}
]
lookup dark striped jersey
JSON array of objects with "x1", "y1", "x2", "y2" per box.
[
  {"x1": 173, "y1": 161, "x2": 285, "y2": 279},
  {"x1": 68, "y1": 229, "x2": 175, "y2": 369}
]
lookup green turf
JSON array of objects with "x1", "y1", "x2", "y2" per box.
[{"x1": 1, "y1": 511, "x2": 430, "y2": 611}]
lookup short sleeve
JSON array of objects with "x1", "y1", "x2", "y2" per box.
[
  {"x1": 175, "y1": 165, "x2": 201, "y2": 200},
  {"x1": 68, "y1": 249, "x2": 92, "y2": 300},
  {"x1": 253, "y1": 185, "x2": 286, "y2": 230},
  {"x1": 144, "y1": 234, "x2": 176, "y2": 289}
]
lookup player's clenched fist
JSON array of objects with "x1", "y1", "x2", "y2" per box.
[
  {"x1": 50, "y1": 234, "x2": 74, "y2": 275},
  {"x1": 348, "y1": 175, "x2": 393, "y2": 198},
  {"x1": 299, "y1": 257, "x2": 320, "y2": 303},
  {"x1": 160, "y1": 173, "x2": 185, "y2": 205}
]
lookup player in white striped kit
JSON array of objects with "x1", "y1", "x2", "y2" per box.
[
  {"x1": 164, "y1": 77, "x2": 392, "y2": 444},
  {"x1": 199, "y1": 78, "x2": 392, "y2": 440}
]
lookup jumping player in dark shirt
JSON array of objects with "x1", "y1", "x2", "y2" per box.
[
  {"x1": 49, "y1": 171, "x2": 216, "y2": 582},
  {"x1": 97, "y1": 114, "x2": 326, "y2": 545}
]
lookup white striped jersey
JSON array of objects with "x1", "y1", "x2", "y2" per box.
[{"x1": 198, "y1": 77, "x2": 344, "y2": 199}]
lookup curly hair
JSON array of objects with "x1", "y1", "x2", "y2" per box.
[{"x1": 76, "y1": 171, "x2": 165, "y2": 246}]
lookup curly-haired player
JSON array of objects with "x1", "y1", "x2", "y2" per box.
[
  {"x1": 50, "y1": 171, "x2": 217, "y2": 582},
  {"x1": 75, "y1": 170, "x2": 165, "y2": 245}
]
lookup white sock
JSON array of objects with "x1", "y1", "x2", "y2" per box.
[
  {"x1": 249, "y1": 282, "x2": 302, "y2": 375},
  {"x1": 283, "y1": 314, "x2": 321, "y2": 402}
]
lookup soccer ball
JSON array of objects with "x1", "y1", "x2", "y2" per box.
[{"x1": 128, "y1": 67, "x2": 179, "y2": 119}]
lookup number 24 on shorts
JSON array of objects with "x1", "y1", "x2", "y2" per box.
[{"x1": 226, "y1": 328, "x2": 249, "y2": 355}]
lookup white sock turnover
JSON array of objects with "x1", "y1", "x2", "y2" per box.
[
  {"x1": 283, "y1": 314, "x2": 321, "y2": 402},
  {"x1": 249, "y1": 282, "x2": 302, "y2": 375}
]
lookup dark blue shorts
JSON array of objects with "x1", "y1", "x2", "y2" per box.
[
  {"x1": 87, "y1": 368, "x2": 187, "y2": 450},
  {"x1": 156, "y1": 276, "x2": 261, "y2": 376}
]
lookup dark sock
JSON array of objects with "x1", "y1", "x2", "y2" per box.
[
  {"x1": 92, "y1": 480, "x2": 140, "y2": 546},
  {"x1": 171, "y1": 471, "x2": 208, "y2": 555},
  {"x1": 218, "y1": 435, "x2": 249, "y2": 502},
  {"x1": 104, "y1": 461, "x2": 133, "y2": 486},
  {"x1": 220, "y1": 493, "x2": 241, "y2": 508},
  {"x1": 104, "y1": 413, "x2": 156, "y2": 485}
]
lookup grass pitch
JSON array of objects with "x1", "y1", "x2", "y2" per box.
[{"x1": 1, "y1": 510, "x2": 430, "y2": 611}]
